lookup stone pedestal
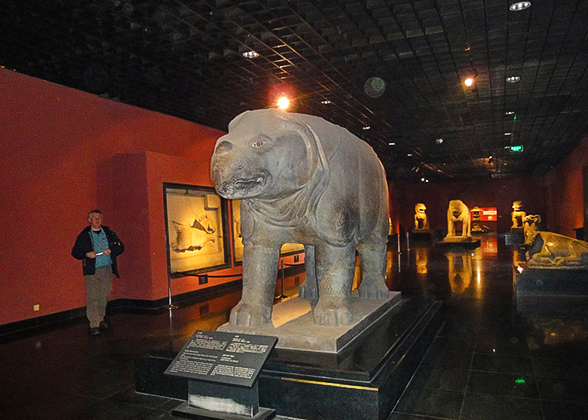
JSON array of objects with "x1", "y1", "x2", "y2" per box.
[
  {"x1": 135, "y1": 296, "x2": 442, "y2": 420},
  {"x1": 218, "y1": 292, "x2": 402, "y2": 353}
]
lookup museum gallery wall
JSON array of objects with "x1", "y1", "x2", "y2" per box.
[{"x1": 1, "y1": 68, "x2": 588, "y2": 327}]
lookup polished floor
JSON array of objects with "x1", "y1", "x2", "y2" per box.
[{"x1": 2, "y1": 234, "x2": 588, "y2": 420}]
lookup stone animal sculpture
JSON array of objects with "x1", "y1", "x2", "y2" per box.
[
  {"x1": 445, "y1": 200, "x2": 471, "y2": 240},
  {"x1": 414, "y1": 203, "x2": 429, "y2": 230},
  {"x1": 526, "y1": 232, "x2": 588, "y2": 267},
  {"x1": 523, "y1": 214, "x2": 541, "y2": 245},
  {"x1": 511, "y1": 201, "x2": 526, "y2": 229},
  {"x1": 211, "y1": 109, "x2": 390, "y2": 327}
]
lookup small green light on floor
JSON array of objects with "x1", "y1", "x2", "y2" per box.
[{"x1": 515, "y1": 378, "x2": 526, "y2": 384}]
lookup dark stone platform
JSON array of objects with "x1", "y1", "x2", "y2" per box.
[
  {"x1": 516, "y1": 267, "x2": 588, "y2": 317},
  {"x1": 410, "y1": 230, "x2": 433, "y2": 239},
  {"x1": 435, "y1": 239, "x2": 481, "y2": 249},
  {"x1": 135, "y1": 296, "x2": 442, "y2": 420}
]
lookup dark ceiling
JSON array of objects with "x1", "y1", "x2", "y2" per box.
[{"x1": 3, "y1": 0, "x2": 588, "y2": 182}]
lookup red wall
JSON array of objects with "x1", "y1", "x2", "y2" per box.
[
  {"x1": 545, "y1": 137, "x2": 588, "y2": 237},
  {"x1": 0, "y1": 69, "x2": 225, "y2": 325},
  {"x1": 393, "y1": 177, "x2": 548, "y2": 234}
]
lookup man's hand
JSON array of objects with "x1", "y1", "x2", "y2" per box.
[{"x1": 86, "y1": 251, "x2": 97, "y2": 258}]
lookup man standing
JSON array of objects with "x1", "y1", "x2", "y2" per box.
[{"x1": 72, "y1": 210, "x2": 125, "y2": 335}]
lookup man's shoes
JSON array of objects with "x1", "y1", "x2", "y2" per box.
[
  {"x1": 90, "y1": 327, "x2": 101, "y2": 336},
  {"x1": 99, "y1": 321, "x2": 109, "y2": 330}
]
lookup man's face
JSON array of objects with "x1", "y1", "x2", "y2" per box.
[{"x1": 88, "y1": 213, "x2": 103, "y2": 230}]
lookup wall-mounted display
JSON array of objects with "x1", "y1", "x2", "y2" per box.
[
  {"x1": 230, "y1": 199, "x2": 303, "y2": 264},
  {"x1": 164, "y1": 183, "x2": 230, "y2": 276}
]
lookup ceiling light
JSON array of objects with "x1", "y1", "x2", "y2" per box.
[
  {"x1": 363, "y1": 126, "x2": 371, "y2": 130},
  {"x1": 510, "y1": 2, "x2": 531, "y2": 11},
  {"x1": 436, "y1": 138, "x2": 443, "y2": 144},
  {"x1": 407, "y1": 153, "x2": 413, "y2": 157},
  {"x1": 506, "y1": 76, "x2": 521, "y2": 83},
  {"x1": 505, "y1": 111, "x2": 515, "y2": 115},
  {"x1": 277, "y1": 96, "x2": 290, "y2": 109},
  {"x1": 321, "y1": 100, "x2": 331, "y2": 104},
  {"x1": 388, "y1": 142, "x2": 395, "y2": 146},
  {"x1": 421, "y1": 178, "x2": 425, "y2": 182},
  {"x1": 505, "y1": 132, "x2": 512, "y2": 136},
  {"x1": 242, "y1": 50, "x2": 259, "y2": 59},
  {"x1": 463, "y1": 65, "x2": 478, "y2": 88}
]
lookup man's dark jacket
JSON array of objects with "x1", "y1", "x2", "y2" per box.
[{"x1": 71, "y1": 225, "x2": 125, "y2": 277}]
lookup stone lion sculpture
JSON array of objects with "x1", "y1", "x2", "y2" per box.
[
  {"x1": 211, "y1": 109, "x2": 390, "y2": 327},
  {"x1": 511, "y1": 201, "x2": 526, "y2": 229},
  {"x1": 526, "y1": 231, "x2": 588, "y2": 267},
  {"x1": 414, "y1": 203, "x2": 429, "y2": 231},
  {"x1": 445, "y1": 200, "x2": 471, "y2": 241}
]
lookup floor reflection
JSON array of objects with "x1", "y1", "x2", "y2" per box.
[{"x1": 2, "y1": 232, "x2": 588, "y2": 420}]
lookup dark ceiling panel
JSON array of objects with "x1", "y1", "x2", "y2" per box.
[{"x1": 2, "y1": 0, "x2": 588, "y2": 182}]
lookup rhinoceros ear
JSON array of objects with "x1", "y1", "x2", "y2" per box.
[{"x1": 277, "y1": 115, "x2": 329, "y2": 188}]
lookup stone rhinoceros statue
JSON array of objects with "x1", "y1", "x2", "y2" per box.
[{"x1": 211, "y1": 109, "x2": 390, "y2": 326}]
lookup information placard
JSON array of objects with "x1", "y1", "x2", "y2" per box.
[{"x1": 164, "y1": 330, "x2": 278, "y2": 388}]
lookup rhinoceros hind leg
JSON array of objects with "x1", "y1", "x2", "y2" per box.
[
  {"x1": 313, "y1": 296, "x2": 352, "y2": 326},
  {"x1": 230, "y1": 302, "x2": 272, "y2": 326},
  {"x1": 298, "y1": 245, "x2": 318, "y2": 301},
  {"x1": 357, "y1": 240, "x2": 389, "y2": 299}
]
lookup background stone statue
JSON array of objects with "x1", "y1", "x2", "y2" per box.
[
  {"x1": 445, "y1": 200, "x2": 471, "y2": 241},
  {"x1": 511, "y1": 201, "x2": 526, "y2": 229},
  {"x1": 413, "y1": 203, "x2": 429, "y2": 230},
  {"x1": 211, "y1": 109, "x2": 390, "y2": 327},
  {"x1": 527, "y1": 232, "x2": 588, "y2": 267}
]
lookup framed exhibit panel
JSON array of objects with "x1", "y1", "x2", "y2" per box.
[
  {"x1": 231, "y1": 199, "x2": 304, "y2": 264},
  {"x1": 231, "y1": 199, "x2": 244, "y2": 264},
  {"x1": 164, "y1": 183, "x2": 231, "y2": 277}
]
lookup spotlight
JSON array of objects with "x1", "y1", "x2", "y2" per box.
[
  {"x1": 506, "y1": 76, "x2": 521, "y2": 83},
  {"x1": 463, "y1": 65, "x2": 478, "y2": 88},
  {"x1": 436, "y1": 138, "x2": 444, "y2": 144},
  {"x1": 277, "y1": 96, "x2": 290, "y2": 109}
]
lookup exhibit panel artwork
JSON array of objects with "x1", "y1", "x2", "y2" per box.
[
  {"x1": 164, "y1": 185, "x2": 229, "y2": 275},
  {"x1": 211, "y1": 109, "x2": 390, "y2": 327}
]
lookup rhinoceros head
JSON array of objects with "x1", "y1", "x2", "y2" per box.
[{"x1": 210, "y1": 109, "x2": 321, "y2": 200}]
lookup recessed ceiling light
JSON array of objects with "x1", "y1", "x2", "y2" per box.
[
  {"x1": 436, "y1": 138, "x2": 443, "y2": 144},
  {"x1": 505, "y1": 111, "x2": 515, "y2": 115},
  {"x1": 510, "y1": 2, "x2": 531, "y2": 12},
  {"x1": 242, "y1": 50, "x2": 259, "y2": 59},
  {"x1": 388, "y1": 142, "x2": 395, "y2": 146},
  {"x1": 505, "y1": 132, "x2": 512, "y2": 136},
  {"x1": 321, "y1": 100, "x2": 331, "y2": 104},
  {"x1": 363, "y1": 126, "x2": 371, "y2": 130},
  {"x1": 407, "y1": 153, "x2": 413, "y2": 157},
  {"x1": 506, "y1": 76, "x2": 521, "y2": 83}
]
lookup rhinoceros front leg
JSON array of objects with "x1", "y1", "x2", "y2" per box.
[
  {"x1": 313, "y1": 244, "x2": 356, "y2": 326},
  {"x1": 230, "y1": 244, "x2": 280, "y2": 326},
  {"x1": 298, "y1": 245, "x2": 318, "y2": 301},
  {"x1": 357, "y1": 240, "x2": 389, "y2": 299}
]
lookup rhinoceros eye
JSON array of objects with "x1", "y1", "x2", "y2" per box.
[{"x1": 252, "y1": 140, "x2": 264, "y2": 148}]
